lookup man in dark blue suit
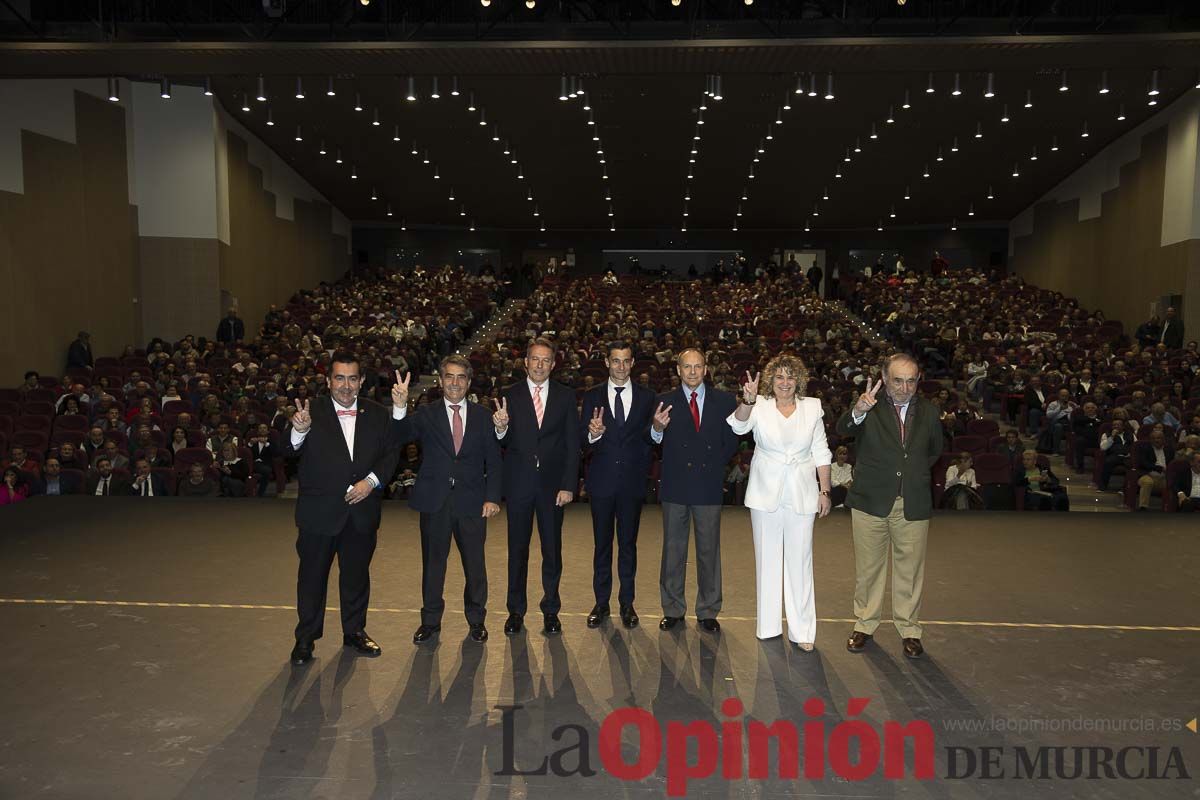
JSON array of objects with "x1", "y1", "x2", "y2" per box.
[
  {"x1": 650, "y1": 348, "x2": 739, "y2": 632},
  {"x1": 580, "y1": 341, "x2": 655, "y2": 630},
  {"x1": 491, "y1": 337, "x2": 581, "y2": 636},
  {"x1": 392, "y1": 356, "x2": 503, "y2": 645}
]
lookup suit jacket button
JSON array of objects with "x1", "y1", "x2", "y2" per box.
[
  {"x1": 687, "y1": 462, "x2": 692, "y2": 468},
  {"x1": 896, "y1": 471, "x2": 902, "y2": 476}
]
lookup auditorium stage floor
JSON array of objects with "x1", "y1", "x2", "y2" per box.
[{"x1": 1, "y1": 500, "x2": 1197, "y2": 800}]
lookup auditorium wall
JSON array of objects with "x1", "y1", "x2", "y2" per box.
[
  {"x1": 0, "y1": 78, "x2": 351, "y2": 383},
  {"x1": 1010, "y1": 90, "x2": 1200, "y2": 342}
]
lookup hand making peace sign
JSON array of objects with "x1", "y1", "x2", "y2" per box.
[
  {"x1": 741, "y1": 371, "x2": 761, "y2": 405},
  {"x1": 391, "y1": 370, "x2": 411, "y2": 409},
  {"x1": 492, "y1": 397, "x2": 509, "y2": 432},
  {"x1": 853, "y1": 378, "x2": 884, "y2": 416},
  {"x1": 588, "y1": 406, "x2": 606, "y2": 439},
  {"x1": 292, "y1": 398, "x2": 312, "y2": 433}
]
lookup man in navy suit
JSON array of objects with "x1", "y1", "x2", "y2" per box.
[
  {"x1": 580, "y1": 341, "x2": 655, "y2": 629},
  {"x1": 491, "y1": 337, "x2": 581, "y2": 636},
  {"x1": 392, "y1": 356, "x2": 503, "y2": 645},
  {"x1": 651, "y1": 348, "x2": 739, "y2": 632}
]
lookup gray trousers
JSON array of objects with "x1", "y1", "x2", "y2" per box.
[{"x1": 659, "y1": 502, "x2": 723, "y2": 619}]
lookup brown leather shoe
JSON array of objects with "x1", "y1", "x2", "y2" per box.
[
  {"x1": 902, "y1": 637, "x2": 924, "y2": 659},
  {"x1": 846, "y1": 631, "x2": 872, "y2": 653}
]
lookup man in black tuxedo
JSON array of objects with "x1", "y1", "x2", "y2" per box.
[
  {"x1": 580, "y1": 341, "x2": 655, "y2": 630},
  {"x1": 282, "y1": 351, "x2": 404, "y2": 666},
  {"x1": 392, "y1": 357, "x2": 503, "y2": 645},
  {"x1": 129, "y1": 457, "x2": 170, "y2": 496},
  {"x1": 650, "y1": 348, "x2": 739, "y2": 633},
  {"x1": 85, "y1": 456, "x2": 131, "y2": 496},
  {"x1": 491, "y1": 337, "x2": 580, "y2": 636}
]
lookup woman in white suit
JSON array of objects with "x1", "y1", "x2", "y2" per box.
[{"x1": 726, "y1": 354, "x2": 832, "y2": 650}]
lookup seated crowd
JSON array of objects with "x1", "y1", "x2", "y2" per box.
[
  {"x1": 0, "y1": 265, "x2": 501, "y2": 502},
  {"x1": 3, "y1": 259, "x2": 1196, "y2": 513},
  {"x1": 846, "y1": 266, "x2": 1199, "y2": 511}
]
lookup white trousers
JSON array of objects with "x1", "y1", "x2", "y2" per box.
[{"x1": 750, "y1": 507, "x2": 816, "y2": 643}]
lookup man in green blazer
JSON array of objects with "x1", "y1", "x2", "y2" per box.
[{"x1": 836, "y1": 353, "x2": 943, "y2": 659}]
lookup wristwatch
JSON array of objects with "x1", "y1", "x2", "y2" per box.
[{"x1": 819, "y1": 490, "x2": 831, "y2": 497}]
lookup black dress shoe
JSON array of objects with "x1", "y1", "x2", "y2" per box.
[
  {"x1": 290, "y1": 641, "x2": 314, "y2": 666},
  {"x1": 586, "y1": 604, "x2": 610, "y2": 629},
  {"x1": 469, "y1": 623, "x2": 488, "y2": 643},
  {"x1": 698, "y1": 618, "x2": 721, "y2": 633},
  {"x1": 543, "y1": 614, "x2": 562, "y2": 635},
  {"x1": 619, "y1": 604, "x2": 639, "y2": 629},
  {"x1": 343, "y1": 631, "x2": 382, "y2": 657},
  {"x1": 504, "y1": 613, "x2": 524, "y2": 636},
  {"x1": 412, "y1": 624, "x2": 440, "y2": 645},
  {"x1": 902, "y1": 637, "x2": 924, "y2": 659},
  {"x1": 659, "y1": 616, "x2": 684, "y2": 631},
  {"x1": 846, "y1": 631, "x2": 873, "y2": 653}
]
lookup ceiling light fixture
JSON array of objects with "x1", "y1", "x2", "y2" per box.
[
  {"x1": 926, "y1": 72, "x2": 935, "y2": 94},
  {"x1": 295, "y1": 77, "x2": 304, "y2": 99},
  {"x1": 889, "y1": 205, "x2": 896, "y2": 218},
  {"x1": 559, "y1": 75, "x2": 569, "y2": 102},
  {"x1": 1117, "y1": 104, "x2": 1126, "y2": 121},
  {"x1": 335, "y1": 148, "x2": 342, "y2": 163},
  {"x1": 450, "y1": 76, "x2": 460, "y2": 97},
  {"x1": 351, "y1": 165, "x2": 357, "y2": 179},
  {"x1": 975, "y1": 121, "x2": 983, "y2": 139},
  {"x1": 256, "y1": 75, "x2": 267, "y2": 102},
  {"x1": 203, "y1": 77, "x2": 213, "y2": 97},
  {"x1": 853, "y1": 138, "x2": 861, "y2": 153},
  {"x1": 371, "y1": 187, "x2": 377, "y2": 200},
  {"x1": 951, "y1": 219, "x2": 958, "y2": 231},
  {"x1": 240, "y1": 92, "x2": 249, "y2": 112},
  {"x1": 327, "y1": 76, "x2": 336, "y2": 96},
  {"x1": 822, "y1": 187, "x2": 830, "y2": 200},
  {"x1": 1148, "y1": 69, "x2": 1160, "y2": 96},
  {"x1": 478, "y1": 109, "x2": 487, "y2": 126},
  {"x1": 902, "y1": 89, "x2": 911, "y2": 109},
  {"x1": 951, "y1": 72, "x2": 962, "y2": 96},
  {"x1": 824, "y1": 72, "x2": 835, "y2": 100},
  {"x1": 950, "y1": 136, "x2": 959, "y2": 152},
  {"x1": 987, "y1": 185, "x2": 994, "y2": 199},
  {"x1": 319, "y1": 140, "x2": 327, "y2": 155},
  {"x1": 294, "y1": 125, "x2": 303, "y2": 142},
  {"x1": 794, "y1": 74, "x2": 804, "y2": 95},
  {"x1": 984, "y1": 72, "x2": 995, "y2": 98},
  {"x1": 582, "y1": 92, "x2": 591, "y2": 111},
  {"x1": 904, "y1": 186, "x2": 911, "y2": 200},
  {"x1": 467, "y1": 92, "x2": 476, "y2": 112},
  {"x1": 431, "y1": 76, "x2": 440, "y2": 99},
  {"x1": 1081, "y1": 121, "x2": 1090, "y2": 138},
  {"x1": 422, "y1": 150, "x2": 430, "y2": 164},
  {"x1": 1024, "y1": 89, "x2": 1032, "y2": 109},
  {"x1": 265, "y1": 106, "x2": 274, "y2": 125},
  {"x1": 1030, "y1": 146, "x2": 1038, "y2": 161},
  {"x1": 372, "y1": 108, "x2": 381, "y2": 126},
  {"x1": 870, "y1": 123, "x2": 878, "y2": 139},
  {"x1": 1098, "y1": 70, "x2": 1109, "y2": 94},
  {"x1": 936, "y1": 147, "x2": 944, "y2": 162},
  {"x1": 886, "y1": 106, "x2": 895, "y2": 124},
  {"x1": 922, "y1": 164, "x2": 930, "y2": 178},
  {"x1": 807, "y1": 73, "x2": 818, "y2": 98},
  {"x1": 1001, "y1": 104, "x2": 1010, "y2": 123},
  {"x1": 105, "y1": 77, "x2": 119, "y2": 102},
  {"x1": 406, "y1": 76, "x2": 417, "y2": 102},
  {"x1": 354, "y1": 92, "x2": 363, "y2": 112},
  {"x1": 1059, "y1": 70, "x2": 1069, "y2": 92},
  {"x1": 410, "y1": 141, "x2": 418, "y2": 155},
  {"x1": 1050, "y1": 136, "x2": 1059, "y2": 151},
  {"x1": 1012, "y1": 163, "x2": 1020, "y2": 177},
  {"x1": 968, "y1": 203, "x2": 975, "y2": 216},
  {"x1": 392, "y1": 124, "x2": 400, "y2": 142},
  {"x1": 159, "y1": 77, "x2": 171, "y2": 99},
  {"x1": 713, "y1": 75, "x2": 723, "y2": 101}
]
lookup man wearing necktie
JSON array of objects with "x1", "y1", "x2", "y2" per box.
[
  {"x1": 650, "y1": 348, "x2": 739, "y2": 633},
  {"x1": 836, "y1": 353, "x2": 943, "y2": 660},
  {"x1": 580, "y1": 341, "x2": 655, "y2": 629},
  {"x1": 86, "y1": 456, "x2": 130, "y2": 497},
  {"x1": 391, "y1": 357, "x2": 503, "y2": 645},
  {"x1": 282, "y1": 352, "x2": 405, "y2": 666},
  {"x1": 129, "y1": 457, "x2": 169, "y2": 496},
  {"x1": 492, "y1": 337, "x2": 580, "y2": 636}
]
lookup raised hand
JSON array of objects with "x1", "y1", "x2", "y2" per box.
[
  {"x1": 652, "y1": 402, "x2": 673, "y2": 433},
  {"x1": 588, "y1": 406, "x2": 606, "y2": 439},
  {"x1": 391, "y1": 370, "x2": 411, "y2": 408},
  {"x1": 742, "y1": 371, "x2": 761, "y2": 405},
  {"x1": 292, "y1": 398, "x2": 312, "y2": 433},
  {"x1": 492, "y1": 397, "x2": 509, "y2": 431},
  {"x1": 853, "y1": 379, "x2": 883, "y2": 416}
]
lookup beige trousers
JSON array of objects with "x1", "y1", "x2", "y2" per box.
[
  {"x1": 850, "y1": 496, "x2": 929, "y2": 639},
  {"x1": 1137, "y1": 473, "x2": 1166, "y2": 509}
]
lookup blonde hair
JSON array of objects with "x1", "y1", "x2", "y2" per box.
[{"x1": 758, "y1": 353, "x2": 809, "y2": 398}]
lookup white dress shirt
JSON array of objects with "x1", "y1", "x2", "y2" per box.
[
  {"x1": 588, "y1": 379, "x2": 631, "y2": 444},
  {"x1": 497, "y1": 378, "x2": 548, "y2": 439},
  {"x1": 290, "y1": 399, "x2": 380, "y2": 489}
]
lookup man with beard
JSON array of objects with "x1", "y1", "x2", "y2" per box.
[
  {"x1": 837, "y1": 353, "x2": 943, "y2": 659},
  {"x1": 283, "y1": 352, "x2": 405, "y2": 666}
]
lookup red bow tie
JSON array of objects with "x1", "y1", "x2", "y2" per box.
[{"x1": 336, "y1": 409, "x2": 357, "y2": 417}]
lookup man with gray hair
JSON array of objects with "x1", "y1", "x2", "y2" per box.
[{"x1": 836, "y1": 353, "x2": 943, "y2": 659}]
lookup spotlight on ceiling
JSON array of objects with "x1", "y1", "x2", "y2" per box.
[
  {"x1": 256, "y1": 75, "x2": 267, "y2": 102},
  {"x1": 203, "y1": 77, "x2": 213, "y2": 97},
  {"x1": 159, "y1": 77, "x2": 171, "y2": 99},
  {"x1": 107, "y1": 77, "x2": 120, "y2": 102}
]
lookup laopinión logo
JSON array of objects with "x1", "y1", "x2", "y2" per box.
[
  {"x1": 496, "y1": 697, "x2": 935, "y2": 796},
  {"x1": 494, "y1": 699, "x2": 1192, "y2": 794}
]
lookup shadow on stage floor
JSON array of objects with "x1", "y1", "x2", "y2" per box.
[{"x1": 0, "y1": 498, "x2": 1197, "y2": 799}]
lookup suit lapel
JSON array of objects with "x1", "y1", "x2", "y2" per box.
[
  {"x1": 325, "y1": 397, "x2": 353, "y2": 463},
  {"x1": 434, "y1": 401, "x2": 456, "y2": 456}
]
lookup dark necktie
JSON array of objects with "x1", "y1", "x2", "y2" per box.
[
  {"x1": 690, "y1": 391, "x2": 701, "y2": 432},
  {"x1": 101, "y1": 477, "x2": 109, "y2": 496},
  {"x1": 450, "y1": 404, "x2": 464, "y2": 454},
  {"x1": 141, "y1": 480, "x2": 149, "y2": 497},
  {"x1": 613, "y1": 386, "x2": 626, "y2": 428}
]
